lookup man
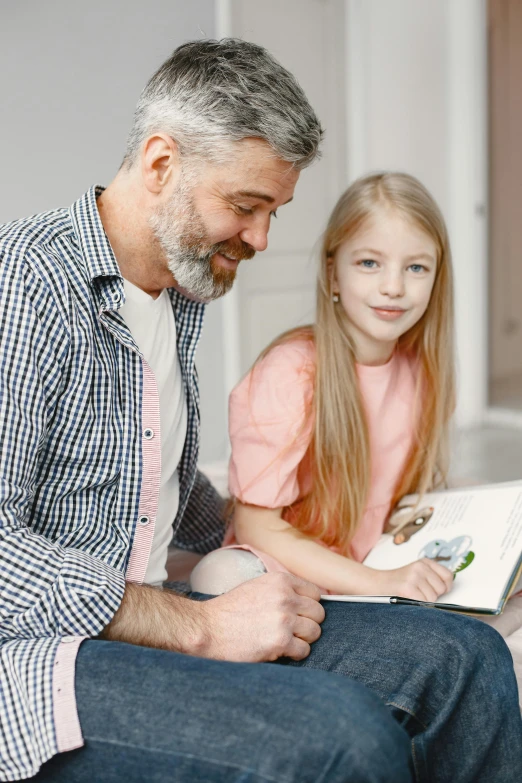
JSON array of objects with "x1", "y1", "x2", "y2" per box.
[{"x1": 0, "y1": 39, "x2": 520, "y2": 783}]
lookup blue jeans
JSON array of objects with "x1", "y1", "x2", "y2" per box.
[{"x1": 31, "y1": 602, "x2": 522, "y2": 782}]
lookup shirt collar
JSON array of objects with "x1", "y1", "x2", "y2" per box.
[
  {"x1": 68, "y1": 185, "x2": 208, "y2": 326},
  {"x1": 69, "y1": 185, "x2": 122, "y2": 285}
]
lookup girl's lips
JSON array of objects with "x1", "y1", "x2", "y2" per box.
[
  {"x1": 371, "y1": 306, "x2": 407, "y2": 321},
  {"x1": 213, "y1": 252, "x2": 240, "y2": 271}
]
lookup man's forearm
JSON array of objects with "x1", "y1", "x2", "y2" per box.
[
  {"x1": 100, "y1": 582, "x2": 208, "y2": 655},
  {"x1": 100, "y1": 572, "x2": 324, "y2": 665}
]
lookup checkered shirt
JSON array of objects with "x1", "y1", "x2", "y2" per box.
[{"x1": 0, "y1": 186, "x2": 225, "y2": 780}]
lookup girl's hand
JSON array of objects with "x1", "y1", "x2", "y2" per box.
[{"x1": 373, "y1": 558, "x2": 454, "y2": 602}]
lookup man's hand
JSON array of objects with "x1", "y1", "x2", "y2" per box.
[
  {"x1": 101, "y1": 572, "x2": 324, "y2": 663},
  {"x1": 195, "y1": 572, "x2": 325, "y2": 662}
]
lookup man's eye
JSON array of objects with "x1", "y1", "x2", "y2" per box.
[
  {"x1": 270, "y1": 210, "x2": 278, "y2": 219},
  {"x1": 236, "y1": 206, "x2": 254, "y2": 215}
]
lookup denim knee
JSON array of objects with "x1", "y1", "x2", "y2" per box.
[
  {"x1": 425, "y1": 611, "x2": 510, "y2": 663},
  {"x1": 291, "y1": 673, "x2": 412, "y2": 783},
  {"x1": 415, "y1": 610, "x2": 518, "y2": 703},
  {"x1": 454, "y1": 616, "x2": 518, "y2": 692}
]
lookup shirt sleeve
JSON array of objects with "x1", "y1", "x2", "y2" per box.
[
  {"x1": 0, "y1": 251, "x2": 125, "y2": 644},
  {"x1": 228, "y1": 342, "x2": 315, "y2": 509},
  {"x1": 173, "y1": 469, "x2": 226, "y2": 553}
]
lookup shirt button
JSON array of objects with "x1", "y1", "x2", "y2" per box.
[
  {"x1": 143, "y1": 428, "x2": 154, "y2": 440},
  {"x1": 61, "y1": 636, "x2": 77, "y2": 644},
  {"x1": 138, "y1": 515, "x2": 150, "y2": 526}
]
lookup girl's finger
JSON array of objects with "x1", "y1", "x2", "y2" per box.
[
  {"x1": 424, "y1": 558, "x2": 454, "y2": 587},
  {"x1": 424, "y1": 570, "x2": 449, "y2": 598},
  {"x1": 417, "y1": 580, "x2": 438, "y2": 603}
]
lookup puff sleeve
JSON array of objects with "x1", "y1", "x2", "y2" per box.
[{"x1": 228, "y1": 341, "x2": 315, "y2": 509}]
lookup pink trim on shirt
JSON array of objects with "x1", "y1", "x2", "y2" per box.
[
  {"x1": 53, "y1": 361, "x2": 162, "y2": 753},
  {"x1": 126, "y1": 359, "x2": 162, "y2": 583},
  {"x1": 53, "y1": 637, "x2": 85, "y2": 753}
]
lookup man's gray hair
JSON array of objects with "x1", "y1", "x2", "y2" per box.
[{"x1": 124, "y1": 38, "x2": 323, "y2": 169}]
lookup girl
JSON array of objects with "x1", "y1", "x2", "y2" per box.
[{"x1": 191, "y1": 172, "x2": 455, "y2": 602}]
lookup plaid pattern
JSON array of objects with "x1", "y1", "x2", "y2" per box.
[{"x1": 0, "y1": 186, "x2": 225, "y2": 780}]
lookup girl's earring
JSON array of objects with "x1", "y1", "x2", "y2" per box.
[{"x1": 332, "y1": 293, "x2": 340, "y2": 303}]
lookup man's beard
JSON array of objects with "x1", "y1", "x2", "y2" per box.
[{"x1": 149, "y1": 177, "x2": 256, "y2": 302}]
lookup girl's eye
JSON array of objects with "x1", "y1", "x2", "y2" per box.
[
  {"x1": 360, "y1": 259, "x2": 377, "y2": 269},
  {"x1": 409, "y1": 263, "x2": 426, "y2": 273}
]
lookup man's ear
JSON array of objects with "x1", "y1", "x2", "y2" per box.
[{"x1": 141, "y1": 134, "x2": 181, "y2": 195}]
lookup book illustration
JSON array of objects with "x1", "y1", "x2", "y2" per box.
[
  {"x1": 418, "y1": 535, "x2": 475, "y2": 577},
  {"x1": 387, "y1": 505, "x2": 435, "y2": 544}
]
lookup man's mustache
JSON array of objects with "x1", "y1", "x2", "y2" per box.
[{"x1": 211, "y1": 239, "x2": 256, "y2": 262}]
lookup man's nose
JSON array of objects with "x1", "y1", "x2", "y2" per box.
[{"x1": 239, "y1": 216, "x2": 270, "y2": 252}]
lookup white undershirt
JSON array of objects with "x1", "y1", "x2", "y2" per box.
[{"x1": 120, "y1": 279, "x2": 187, "y2": 586}]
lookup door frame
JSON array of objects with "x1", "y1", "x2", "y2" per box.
[{"x1": 484, "y1": 0, "x2": 522, "y2": 427}]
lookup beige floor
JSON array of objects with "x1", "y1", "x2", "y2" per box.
[{"x1": 451, "y1": 424, "x2": 522, "y2": 484}]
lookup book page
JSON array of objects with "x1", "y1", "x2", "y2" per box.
[{"x1": 363, "y1": 485, "x2": 522, "y2": 612}]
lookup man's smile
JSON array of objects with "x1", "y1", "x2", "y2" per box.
[{"x1": 213, "y1": 251, "x2": 242, "y2": 271}]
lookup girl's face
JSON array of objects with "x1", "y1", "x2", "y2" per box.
[{"x1": 332, "y1": 206, "x2": 437, "y2": 365}]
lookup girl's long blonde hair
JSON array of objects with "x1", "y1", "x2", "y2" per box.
[{"x1": 252, "y1": 172, "x2": 455, "y2": 555}]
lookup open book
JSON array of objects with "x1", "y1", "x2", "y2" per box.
[{"x1": 322, "y1": 480, "x2": 522, "y2": 615}]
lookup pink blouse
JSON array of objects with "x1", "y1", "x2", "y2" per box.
[{"x1": 228, "y1": 340, "x2": 417, "y2": 562}]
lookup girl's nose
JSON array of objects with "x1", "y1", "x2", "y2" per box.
[{"x1": 379, "y1": 272, "x2": 405, "y2": 298}]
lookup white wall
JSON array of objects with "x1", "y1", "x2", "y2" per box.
[
  {"x1": 347, "y1": 0, "x2": 450, "y2": 210},
  {"x1": 346, "y1": 0, "x2": 488, "y2": 427},
  {"x1": 0, "y1": 0, "x2": 227, "y2": 462},
  {"x1": 0, "y1": 1, "x2": 215, "y2": 220}
]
